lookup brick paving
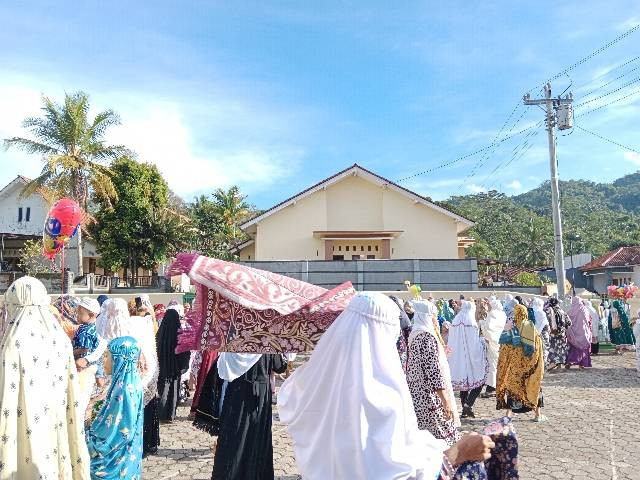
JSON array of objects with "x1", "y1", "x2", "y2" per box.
[{"x1": 143, "y1": 352, "x2": 640, "y2": 479}]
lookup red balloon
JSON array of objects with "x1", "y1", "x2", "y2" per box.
[{"x1": 42, "y1": 198, "x2": 84, "y2": 259}]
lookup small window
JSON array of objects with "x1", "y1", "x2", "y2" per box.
[
  {"x1": 248, "y1": 255, "x2": 251, "y2": 260},
  {"x1": 367, "y1": 255, "x2": 375, "y2": 259},
  {"x1": 352, "y1": 255, "x2": 360, "y2": 260},
  {"x1": 346, "y1": 246, "x2": 350, "y2": 251},
  {"x1": 338, "y1": 246, "x2": 342, "y2": 251},
  {"x1": 360, "y1": 246, "x2": 364, "y2": 251},
  {"x1": 352, "y1": 245, "x2": 356, "y2": 251},
  {"x1": 368, "y1": 245, "x2": 372, "y2": 252},
  {"x1": 333, "y1": 255, "x2": 344, "y2": 261},
  {"x1": 25, "y1": 207, "x2": 31, "y2": 222},
  {"x1": 332, "y1": 245, "x2": 335, "y2": 251},
  {"x1": 375, "y1": 245, "x2": 379, "y2": 252},
  {"x1": 18, "y1": 207, "x2": 23, "y2": 222}
]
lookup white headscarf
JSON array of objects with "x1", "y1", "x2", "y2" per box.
[
  {"x1": 483, "y1": 299, "x2": 508, "y2": 344},
  {"x1": 583, "y1": 300, "x2": 600, "y2": 339},
  {"x1": 278, "y1": 292, "x2": 446, "y2": 480},
  {"x1": 0, "y1": 277, "x2": 90, "y2": 479},
  {"x1": 531, "y1": 298, "x2": 549, "y2": 333},
  {"x1": 217, "y1": 353, "x2": 262, "y2": 382},
  {"x1": 97, "y1": 298, "x2": 159, "y2": 405},
  {"x1": 408, "y1": 299, "x2": 438, "y2": 344}
]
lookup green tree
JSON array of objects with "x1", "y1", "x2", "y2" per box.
[
  {"x1": 91, "y1": 157, "x2": 188, "y2": 284},
  {"x1": 4, "y1": 91, "x2": 128, "y2": 276},
  {"x1": 513, "y1": 271, "x2": 543, "y2": 287},
  {"x1": 212, "y1": 186, "x2": 252, "y2": 243},
  {"x1": 187, "y1": 186, "x2": 253, "y2": 260},
  {"x1": 18, "y1": 239, "x2": 61, "y2": 276}
]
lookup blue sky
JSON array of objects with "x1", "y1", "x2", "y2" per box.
[{"x1": 1, "y1": 1, "x2": 639, "y2": 208}]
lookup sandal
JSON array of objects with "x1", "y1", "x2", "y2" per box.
[{"x1": 534, "y1": 414, "x2": 548, "y2": 423}]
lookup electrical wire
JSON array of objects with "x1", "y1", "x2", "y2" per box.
[
  {"x1": 574, "y1": 75, "x2": 640, "y2": 108},
  {"x1": 543, "y1": 24, "x2": 640, "y2": 88},
  {"x1": 396, "y1": 122, "x2": 540, "y2": 182},
  {"x1": 574, "y1": 87, "x2": 640, "y2": 118},
  {"x1": 576, "y1": 63, "x2": 640, "y2": 101},
  {"x1": 573, "y1": 55, "x2": 640, "y2": 90},
  {"x1": 575, "y1": 125, "x2": 640, "y2": 154}
]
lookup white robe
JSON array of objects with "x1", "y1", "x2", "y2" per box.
[
  {"x1": 634, "y1": 320, "x2": 640, "y2": 374},
  {"x1": 278, "y1": 293, "x2": 446, "y2": 480},
  {"x1": 480, "y1": 300, "x2": 507, "y2": 389},
  {"x1": 447, "y1": 300, "x2": 487, "y2": 391},
  {"x1": 0, "y1": 277, "x2": 90, "y2": 479}
]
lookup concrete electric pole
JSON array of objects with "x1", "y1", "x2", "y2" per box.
[{"x1": 523, "y1": 83, "x2": 573, "y2": 298}]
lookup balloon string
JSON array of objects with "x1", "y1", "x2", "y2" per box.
[{"x1": 61, "y1": 246, "x2": 65, "y2": 306}]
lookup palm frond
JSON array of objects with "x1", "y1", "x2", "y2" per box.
[{"x1": 3, "y1": 136, "x2": 60, "y2": 155}]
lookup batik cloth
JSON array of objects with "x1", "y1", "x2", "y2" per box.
[
  {"x1": 167, "y1": 253, "x2": 355, "y2": 353},
  {"x1": 86, "y1": 336, "x2": 144, "y2": 479}
]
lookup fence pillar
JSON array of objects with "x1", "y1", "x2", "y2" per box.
[
  {"x1": 356, "y1": 260, "x2": 364, "y2": 291},
  {"x1": 302, "y1": 261, "x2": 309, "y2": 283},
  {"x1": 88, "y1": 274, "x2": 95, "y2": 294},
  {"x1": 412, "y1": 259, "x2": 421, "y2": 287}
]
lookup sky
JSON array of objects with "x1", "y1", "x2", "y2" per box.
[{"x1": 1, "y1": 1, "x2": 639, "y2": 209}]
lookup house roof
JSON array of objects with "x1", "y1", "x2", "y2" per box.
[
  {"x1": 0, "y1": 175, "x2": 53, "y2": 201},
  {"x1": 580, "y1": 246, "x2": 640, "y2": 272},
  {"x1": 239, "y1": 164, "x2": 475, "y2": 232}
]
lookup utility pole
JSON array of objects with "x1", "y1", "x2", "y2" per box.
[{"x1": 524, "y1": 83, "x2": 573, "y2": 298}]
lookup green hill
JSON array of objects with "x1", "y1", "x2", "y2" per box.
[{"x1": 443, "y1": 171, "x2": 640, "y2": 266}]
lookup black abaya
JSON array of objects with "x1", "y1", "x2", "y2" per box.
[
  {"x1": 143, "y1": 397, "x2": 160, "y2": 456},
  {"x1": 212, "y1": 354, "x2": 287, "y2": 480},
  {"x1": 156, "y1": 309, "x2": 190, "y2": 421}
]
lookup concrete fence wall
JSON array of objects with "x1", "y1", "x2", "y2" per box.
[{"x1": 240, "y1": 258, "x2": 479, "y2": 291}]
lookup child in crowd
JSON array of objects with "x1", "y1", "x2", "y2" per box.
[{"x1": 73, "y1": 297, "x2": 108, "y2": 418}]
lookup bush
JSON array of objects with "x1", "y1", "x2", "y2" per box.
[
  {"x1": 18, "y1": 239, "x2": 60, "y2": 276},
  {"x1": 513, "y1": 271, "x2": 543, "y2": 287}
]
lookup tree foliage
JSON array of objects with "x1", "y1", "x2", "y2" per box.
[
  {"x1": 446, "y1": 173, "x2": 640, "y2": 267},
  {"x1": 187, "y1": 186, "x2": 253, "y2": 260},
  {"x1": 4, "y1": 91, "x2": 129, "y2": 276},
  {"x1": 18, "y1": 239, "x2": 61, "y2": 276},
  {"x1": 91, "y1": 157, "x2": 188, "y2": 279}
]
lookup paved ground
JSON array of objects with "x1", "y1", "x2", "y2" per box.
[{"x1": 143, "y1": 351, "x2": 640, "y2": 479}]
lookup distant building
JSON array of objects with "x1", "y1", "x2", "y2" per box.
[
  {"x1": 0, "y1": 175, "x2": 100, "y2": 275},
  {"x1": 234, "y1": 164, "x2": 475, "y2": 261},
  {"x1": 580, "y1": 246, "x2": 640, "y2": 294}
]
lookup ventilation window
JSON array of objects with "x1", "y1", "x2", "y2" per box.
[
  {"x1": 352, "y1": 245, "x2": 356, "y2": 251},
  {"x1": 26, "y1": 207, "x2": 31, "y2": 222},
  {"x1": 338, "y1": 246, "x2": 342, "y2": 251},
  {"x1": 368, "y1": 245, "x2": 372, "y2": 252},
  {"x1": 360, "y1": 246, "x2": 364, "y2": 251},
  {"x1": 18, "y1": 207, "x2": 23, "y2": 222},
  {"x1": 346, "y1": 246, "x2": 350, "y2": 251},
  {"x1": 375, "y1": 245, "x2": 379, "y2": 252}
]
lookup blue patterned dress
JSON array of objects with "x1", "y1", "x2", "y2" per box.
[{"x1": 86, "y1": 336, "x2": 144, "y2": 479}]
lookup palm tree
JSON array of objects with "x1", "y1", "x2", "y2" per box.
[
  {"x1": 4, "y1": 91, "x2": 128, "y2": 276},
  {"x1": 212, "y1": 186, "x2": 251, "y2": 241}
]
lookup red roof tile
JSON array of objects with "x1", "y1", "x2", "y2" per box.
[{"x1": 580, "y1": 246, "x2": 640, "y2": 271}]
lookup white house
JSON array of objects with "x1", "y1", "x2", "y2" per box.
[{"x1": 0, "y1": 175, "x2": 99, "y2": 275}]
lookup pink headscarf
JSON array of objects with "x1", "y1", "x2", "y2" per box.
[{"x1": 566, "y1": 296, "x2": 592, "y2": 350}]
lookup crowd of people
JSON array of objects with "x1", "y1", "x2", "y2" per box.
[{"x1": 0, "y1": 275, "x2": 638, "y2": 479}]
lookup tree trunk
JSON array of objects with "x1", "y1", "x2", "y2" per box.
[{"x1": 76, "y1": 227, "x2": 84, "y2": 277}]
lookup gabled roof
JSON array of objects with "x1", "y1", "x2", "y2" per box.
[
  {"x1": 240, "y1": 164, "x2": 475, "y2": 232},
  {"x1": 580, "y1": 246, "x2": 640, "y2": 271},
  {"x1": 0, "y1": 175, "x2": 52, "y2": 201}
]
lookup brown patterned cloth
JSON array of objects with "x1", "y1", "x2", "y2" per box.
[{"x1": 167, "y1": 253, "x2": 356, "y2": 354}]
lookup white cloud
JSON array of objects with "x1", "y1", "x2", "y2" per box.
[
  {"x1": 0, "y1": 81, "x2": 305, "y2": 199},
  {"x1": 466, "y1": 183, "x2": 486, "y2": 193},
  {"x1": 507, "y1": 180, "x2": 522, "y2": 190},
  {"x1": 623, "y1": 151, "x2": 640, "y2": 165}
]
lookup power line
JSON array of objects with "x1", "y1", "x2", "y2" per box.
[
  {"x1": 576, "y1": 63, "x2": 640, "y2": 100},
  {"x1": 574, "y1": 75, "x2": 640, "y2": 108},
  {"x1": 573, "y1": 55, "x2": 640, "y2": 90},
  {"x1": 575, "y1": 87, "x2": 640, "y2": 117},
  {"x1": 543, "y1": 24, "x2": 640, "y2": 87},
  {"x1": 575, "y1": 125, "x2": 640, "y2": 154}
]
